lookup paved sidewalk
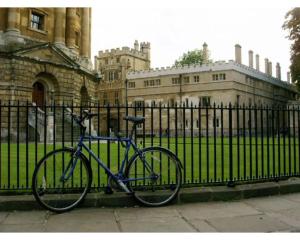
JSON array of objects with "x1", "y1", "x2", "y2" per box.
[{"x1": 1, "y1": 192, "x2": 300, "y2": 232}]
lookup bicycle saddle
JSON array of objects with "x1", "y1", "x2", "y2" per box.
[{"x1": 123, "y1": 116, "x2": 145, "y2": 124}]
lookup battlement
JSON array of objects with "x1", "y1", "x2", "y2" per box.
[
  {"x1": 97, "y1": 47, "x2": 148, "y2": 59},
  {"x1": 97, "y1": 40, "x2": 150, "y2": 60}
]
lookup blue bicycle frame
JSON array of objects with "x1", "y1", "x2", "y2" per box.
[{"x1": 63, "y1": 133, "x2": 154, "y2": 187}]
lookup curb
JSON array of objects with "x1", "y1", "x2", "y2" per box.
[{"x1": 1, "y1": 178, "x2": 300, "y2": 211}]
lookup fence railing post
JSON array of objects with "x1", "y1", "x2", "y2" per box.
[{"x1": 228, "y1": 102, "x2": 235, "y2": 187}]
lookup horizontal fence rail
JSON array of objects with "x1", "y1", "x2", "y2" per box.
[{"x1": 0, "y1": 101, "x2": 299, "y2": 191}]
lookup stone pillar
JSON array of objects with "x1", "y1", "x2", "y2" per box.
[
  {"x1": 268, "y1": 61, "x2": 272, "y2": 76},
  {"x1": 81, "y1": 8, "x2": 89, "y2": 58},
  {"x1": 255, "y1": 54, "x2": 260, "y2": 71},
  {"x1": 287, "y1": 72, "x2": 291, "y2": 83},
  {"x1": 248, "y1": 50, "x2": 253, "y2": 68},
  {"x1": 5, "y1": 8, "x2": 24, "y2": 45},
  {"x1": 264, "y1": 58, "x2": 269, "y2": 74},
  {"x1": 54, "y1": 8, "x2": 66, "y2": 46},
  {"x1": 235, "y1": 44, "x2": 242, "y2": 64},
  {"x1": 276, "y1": 62, "x2": 281, "y2": 80},
  {"x1": 6, "y1": 8, "x2": 20, "y2": 32},
  {"x1": 89, "y1": 8, "x2": 92, "y2": 59},
  {"x1": 66, "y1": 8, "x2": 77, "y2": 49}
]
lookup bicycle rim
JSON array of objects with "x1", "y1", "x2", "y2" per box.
[
  {"x1": 127, "y1": 147, "x2": 181, "y2": 206},
  {"x1": 32, "y1": 148, "x2": 91, "y2": 213}
]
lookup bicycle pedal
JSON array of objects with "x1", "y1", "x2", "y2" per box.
[{"x1": 104, "y1": 186, "x2": 114, "y2": 194}]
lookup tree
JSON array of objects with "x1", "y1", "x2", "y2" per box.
[
  {"x1": 174, "y1": 49, "x2": 211, "y2": 67},
  {"x1": 283, "y1": 8, "x2": 300, "y2": 89}
]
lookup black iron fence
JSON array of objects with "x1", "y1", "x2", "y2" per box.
[{"x1": 0, "y1": 101, "x2": 299, "y2": 191}]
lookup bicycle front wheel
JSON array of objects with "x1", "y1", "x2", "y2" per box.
[
  {"x1": 32, "y1": 148, "x2": 92, "y2": 213},
  {"x1": 125, "y1": 146, "x2": 182, "y2": 206}
]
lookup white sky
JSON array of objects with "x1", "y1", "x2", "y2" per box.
[{"x1": 3, "y1": 0, "x2": 300, "y2": 82}]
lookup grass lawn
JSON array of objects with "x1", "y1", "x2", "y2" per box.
[{"x1": 0, "y1": 136, "x2": 299, "y2": 190}]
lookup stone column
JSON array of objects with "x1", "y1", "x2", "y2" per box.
[
  {"x1": 264, "y1": 58, "x2": 269, "y2": 74},
  {"x1": 268, "y1": 61, "x2": 272, "y2": 76},
  {"x1": 255, "y1": 54, "x2": 260, "y2": 71},
  {"x1": 248, "y1": 50, "x2": 253, "y2": 68},
  {"x1": 54, "y1": 8, "x2": 66, "y2": 46},
  {"x1": 6, "y1": 8, "x2": 20, "y2": 32},
  {"x1": 235, "y1": 44, "x2": 242, "y2": 64},
  {"x1": 276, "y1": 62, "x2": 281, "y2": 80},
  {"x1": 81, "y1": 8, "x2": 89, "y2": 58},
  {"x1": 66, "y1": 8, "x2": 77, "y2": 49},
  {"x1": 5, "y1": 8, "x2": 24, "y2": 45}
]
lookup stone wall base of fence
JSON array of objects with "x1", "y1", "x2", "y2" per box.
[{"x1": 1, "y1": 178, "x2": 300, "y2": 211}]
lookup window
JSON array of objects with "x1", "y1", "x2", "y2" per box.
[
  {"x1": 212, "y1": 73, "x2": 226, "y2": 81},
  {"x1": 172, "y1": 78, "x2": 181, "y2": 85},
  {"x1": 213, "y1": 117, "x2": 220, "y2": 127},
  {"x1": 128, "y1": 82, "x2": 135, "y2": 88},
  {"x1": 170, "y1": 98, "x2": 175, "y2": 107},
  {"x1": 236, "y1": 95, "x2": 240, "y2": 106},
  {"x1": 144, "y1": 79, "x2": 160, "y2": 87},
  {"x1": 194, "y1": 75, "x2": 200, "y2": 83},
  {"x1": 201, "y1": 96, "x2": 211, "y2": 107},
  {"x1": 185, "y1": 119, "x2": 189, "y2": 128},
  {"x1": 114, "y1": 92, "x2": 119, "y2": 105},
  {"x1": 108, "y1": 71, "x2": 118, "y2": 81},
  {"x1": 31, "y1": 12, "x2": 44, "y2": 30},
  {"x1": 103, "y1": 92, "x2": 108, "y2": 106},
  {"x1": 185, "y1": 98, "x2": 189, "y2": 107},
  {"x1": 196, "y1": 119, "x2": 199, "y2": 128},
  {"x1": 183, "y1": 76, "x2": 190, "y2": 84},
  {"x1": 134, "y1": 101, "x2": 144, "y2": 111},
  {"x1": 151, "y1": 100, "x2": 156, "y2": 107},
  {"x1": 116, "y1": 57, "x2": 120, "y2": 63}
]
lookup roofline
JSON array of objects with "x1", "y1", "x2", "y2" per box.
[{"x1": 127, "y1": 61, "x2": 298, "y2": 93}]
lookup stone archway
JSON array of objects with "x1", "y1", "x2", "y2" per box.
[{"x1": 32, "y1": 72, "x2": 59, "y2": 106}]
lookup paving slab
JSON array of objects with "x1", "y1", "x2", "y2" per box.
[
  {"x1": 244, "y1": 195, "x2": 300, "y2": 212},
  {"x1": 281, "y1": 192, "x2": 300, "y2": 203},
  {"x1": 3, "y1": 211, "x2": 47, "y2": 225},
  {"x1": 0, "y1": 212, "x2": 8, "y2": 224},
  {"x1": 119, "y1": 216, "x2": 196, "y2": 232},
  {"x1": 0, "y1": 223, "x2": 45, "y2": 232},
  {"x1": 186, "y1": 219, "x2": 217, "y2": 232},
  {"x1": 45, "y1": 220, "x2": 119, "y2": 232},
  {"x1": 177, "y1": 201, "x2": 261, "y2": 220},
  {"x1": 115, "y1": 206, "x2": 180, "y2": 220},
  {"x1": 207, "y1": 214, "x2": 291, "y2": 232}
]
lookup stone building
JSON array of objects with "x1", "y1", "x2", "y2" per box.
[
  {"x1": 94, "y1": 40, "x2": 150, "y2": 132},
  {"x1": 96, "y1": 42, "x2": 299, "y2": 135},
  {"x1": 0, "y1": 8, "x2": 99, "y2": 141}
]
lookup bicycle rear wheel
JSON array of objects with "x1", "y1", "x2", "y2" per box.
[
  {"x1": 32, "y1": 148, "x2": 92, "y2": 213},
  {"x1": 125, "y1": 146, "x2": 182, "y2": 206}
]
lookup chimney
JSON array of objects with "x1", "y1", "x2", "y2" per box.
[
  {"x1": 287, "y1": 72, "x2": 291, "y2": 83},
  {"x1": 235, "y1": 44, "x2": 242, "y2": 64},
  {"x1": 268, "y1": 61, "x2": 272, "y2": 76},
  {"x1": 202, "y1": 42, "x2": 208, "y2": 63},
  {"x1": 255, "y1": 54, "x2": 260, "y2": 71},
  {"x1": 276, "y1": 62, "x2": 281, "y2": 80},
  {"x1": 264, "y1": 58, "x2": 269, "y2": 74},
  {"x1": 248, "y1": 50, "x2": 253, "y2": 68},
  {"x1": 134, "y1": 40, "x2": 139, "y2": 51}
]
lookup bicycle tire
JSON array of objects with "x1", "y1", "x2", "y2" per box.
[
  {"x1": 125, "y1": 146, "x2": 182, "y2": 206},
  {"x1": 32, "y1": 147, "x2": 92, "y2": 213}
]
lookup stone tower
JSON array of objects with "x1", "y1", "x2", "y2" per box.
[{"x1": 94, "y1": 40, "x2": 151, "y2": 133}]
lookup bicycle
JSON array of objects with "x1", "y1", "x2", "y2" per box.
[{"x1": 32, "y1": 109, "x2": 182, "y2": 213}]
